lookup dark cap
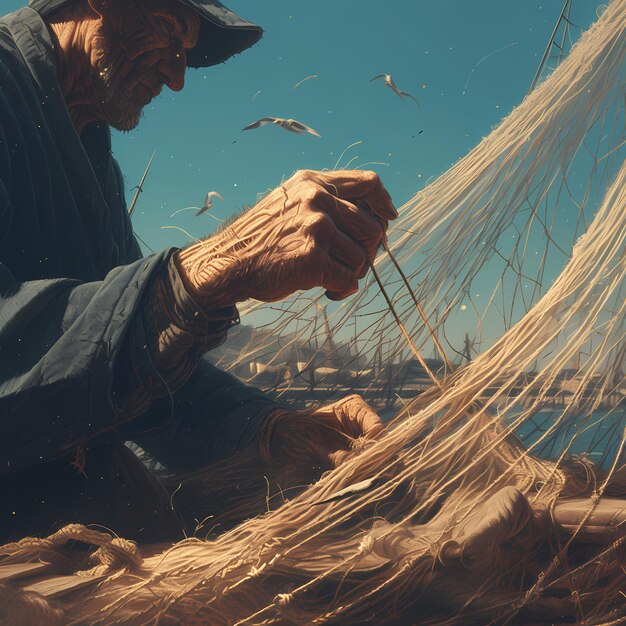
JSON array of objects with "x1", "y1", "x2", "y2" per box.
[{"x1": 28, "y1": 0, "x2": 263, "y2": 68}]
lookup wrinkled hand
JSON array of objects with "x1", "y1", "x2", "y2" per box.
[
  {"x1": 175, "y1": 169, "x2": 396, "y2": 308},
  {"x1": 258, "y1": 395, "x2": 385, "y2": 469}
]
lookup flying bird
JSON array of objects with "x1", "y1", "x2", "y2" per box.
[
  {"x1": 196, "y1": 191, "x2": 224, "y2": 217},
  {"x1": 242, "y1": 117, "x2": 321, "y2": 137},
  {"x1": 370, "y1": 74, "x2": 421, "y2": 107}
]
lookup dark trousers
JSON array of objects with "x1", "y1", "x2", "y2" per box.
[{"x1": 2, "y1": 444, "x2": 184, "y2": 545}]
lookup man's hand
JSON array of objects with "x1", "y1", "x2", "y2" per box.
[
  {"x1": 175, "y1": 169, "x2": 396, "y2": 308},
  {"x1": 257, "y1": 395, "x2": 385, "y2": 469}
]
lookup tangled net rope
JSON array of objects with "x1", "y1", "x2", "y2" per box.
[{"x1": 2, "y1": 1, "x2": 625, "y2": 624}]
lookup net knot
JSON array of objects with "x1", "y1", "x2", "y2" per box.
[
  {"x1": 350, "y1": 437, "x2": 372, "y2": 453},
  {"x1": 83, "y1": 536, "x2": 142, "y2": 577},
  {"x1": 275, "y1": 592, "x2": 294, "y2": 607},
  {"x1": 357, "y1": 535, "x2": 375, "y2": 555},
  {"x1": 247, "y1": 563, "x2": 267, "y2": 577}
]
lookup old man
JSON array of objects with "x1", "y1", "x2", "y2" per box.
[{"x1": 0, "y1": 0, "x2": 395, "y2": 543}]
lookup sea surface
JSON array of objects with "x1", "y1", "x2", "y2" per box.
[
  {"x1": 515, "y1": 409, "x2": 624, "y2": 470},
  {"x1": 379, "y1": 405, "x2": 624, "y2": 470}
]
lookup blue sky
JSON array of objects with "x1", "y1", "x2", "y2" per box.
[
  {"x1": 3, "y1": 0, "x2": 611, "y2": 350},
  {"x1": 2, "y1": 0, "x2": 603, "y2": 243}
]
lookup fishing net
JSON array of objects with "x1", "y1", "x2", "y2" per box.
[{"x1": 2, "y1": 1, "x2": 626, "y2": 624}]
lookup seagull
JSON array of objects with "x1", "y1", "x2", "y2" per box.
[
  {"x1": 242, "y1": 117, "x2": 321, "y2": 137},
  {"x1": 370, "y1": 74, "x2": 421, "y2": 107},
  {"x1": 196, "y1": 191, "x2": 224, "y2": 217}
]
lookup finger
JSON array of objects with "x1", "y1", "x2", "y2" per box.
[
  {"x1": 313, "y1": 192, "x2": 385, "y2": 261},
  {"x1": 361, "y1": 411, "x2": 385, "y2": 439},
  {"x1": 322, "y1": 256, "x2": 359, "y2": 301},
  {"x1": 329, "y1": 230, "x2": 367, "y2": 277},
  {"x1": 313, "y1": 170, "x2": 397, "y2": 220},
  {"x1": 337, "y1": 395, "x2": 385, "y2": 439},
  {"x1": 314, "y1": 190, "x2": 386, "y2": 241},
  {"x1": 357, "y1": 201, "x2": 389, "y2": 239}
]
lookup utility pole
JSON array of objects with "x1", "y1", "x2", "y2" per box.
[
  {"x1": 353, "y1": 317, "x2": 359, "y2": 386},
  {"x1": 320, "y1": 305, "x2": 334, "y2": 359},
  {"x1": 463, "y1": 332, "x2": 473, "y2": 364}
]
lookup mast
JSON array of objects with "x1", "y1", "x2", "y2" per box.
[
  {"x1": 321, "y1": 305, "x2": 334, "y2": 358},
  {"x1": 530, "y1": 0, "x2": 573, "y2": 92},
  {"x1": 463, "y1": 332, "x2": 473, "y2": 364}
]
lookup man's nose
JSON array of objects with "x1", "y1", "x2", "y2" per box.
[{"x1": 160, "y1": 47, "x2": 187, "y2": 92}]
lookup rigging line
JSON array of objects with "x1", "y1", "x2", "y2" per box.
[
  {"x1": 134, "y1": 231, "x2": 156, "y2": 254},
  {"x1": 382, "y1": 241, "x2": 454, "y2": 371},
  {"x1": 524, "y1": 195, "x2": 570, "y2": 257},
  {"x1": 530, "y1": 0, "x2": 571, "y2": 92},
  {"x1": 128, "y1": 148, "x2": 157, "y2": 217},
  {"x1": 367, "y1": 257, "x2": 443, "y2": 390},
  {"x1": 556, "y1": 0, "x2": 573, "y2": 67},
  {"x1": 562, "y1": 15, "x2": 579, "y2": 28}
]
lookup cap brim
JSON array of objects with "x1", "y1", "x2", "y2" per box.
[
  {"x1": 28, "y1": 0, "x2": 262, "y2": 69},
  {"x1": 173, "y1": 0, "x2": 263, "y2": 68}
]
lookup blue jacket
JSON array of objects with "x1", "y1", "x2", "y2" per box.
[{"x1": 0, "y1": 7, "x2": 279, "y2": 477}]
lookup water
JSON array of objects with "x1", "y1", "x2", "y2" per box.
[
  {"x1": 379, "y1": 404, "x2": 625, "y2": 470},
  {"x1": 515, "y1": 408, "x2": 625, "y2": 469}
]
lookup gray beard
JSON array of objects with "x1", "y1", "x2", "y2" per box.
[
  {"x1": 95, "y1": 65, "x2": 145, "y2": 132},
  {"x1": 103, "y1": 93, "x2": 144, "y2": 131}
]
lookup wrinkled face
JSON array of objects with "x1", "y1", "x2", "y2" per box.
[{"x1": 92, "y1": 0, "x2": 200, "y2": 131}]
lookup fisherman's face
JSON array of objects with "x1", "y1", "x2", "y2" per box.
[{"x1": 91, "y1": 0, "x2": 200, "y2": 131}]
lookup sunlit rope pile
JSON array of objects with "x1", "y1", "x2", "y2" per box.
[{"x1": 2, "y1": 2, "x2": 626, "y2": 624}]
